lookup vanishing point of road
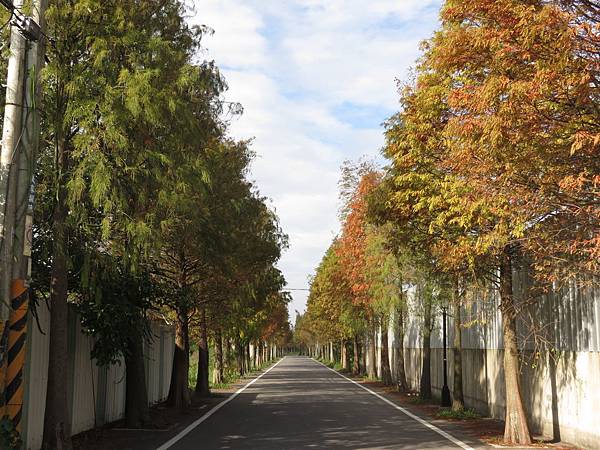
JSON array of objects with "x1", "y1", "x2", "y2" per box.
[{"x1": 158, "y1": 356, "x2": 487, "y2": 450}]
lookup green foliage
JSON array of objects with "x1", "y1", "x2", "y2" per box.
[
  {"x1": 76, "y1": 259, "x2": 161, "y2": 366},
  {"x1": 364, "y1": 224, "x2": 403, "y2": 318},
  {"x1": 321, "y1": 359, "x2": 335, "y2": 369},
  {"x1": 407, "y1": 396, "x2": 428, "y2": 405},
  {"x1": 0, "y1": 416, "x2": 21, "y2": 450},
  {"x1": 25, "y1": 0, "x2": 291, "y2": 423},
  {"x1": 436, "y1": 408, "x2": 481, "y2": 420}
]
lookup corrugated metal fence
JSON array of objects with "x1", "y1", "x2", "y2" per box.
[
  {"x1": 374, "y1": 269, "x2": 600, "y2": 449},
  {"x1": 21, "y1": 304, "x2": 175, "y2": 450}
]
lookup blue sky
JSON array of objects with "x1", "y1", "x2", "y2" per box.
[{"x1": 189, "y1": 0, "x2": 443, "y2": 320}]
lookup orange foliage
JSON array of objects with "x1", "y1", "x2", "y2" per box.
[{"x1": 336, "y1": 171, "x2": 382, "y2": 308}]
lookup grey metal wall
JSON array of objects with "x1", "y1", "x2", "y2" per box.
[
  {"x1": 374, "y1": 270, "x2": 600, "y2": 449},
  {"x1": 21, "y1": 306, "x2": 175, "y2": 450}
]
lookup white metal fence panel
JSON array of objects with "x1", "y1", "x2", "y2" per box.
[
  {"x1": 146, "y1": 321, "x2": 174, "y2": 405},
  {"x1": 381, "y1": 266, "x2": 600, "y2": 449},
  {"x1": 22, "y1": 306, "x2": 174, "y2": 450},
  {"x1": 160, "y1": 329, "x2": 174, "y2": 401},
  {"x1": 103, "y1": 358, "x2": 126, "y2": 424},
  {"x1": 70, "y1": 320, "x2": 99, "y2": 435},
  {"x1": 22, "y1": 300, "x2": 50, "y2": 450}
]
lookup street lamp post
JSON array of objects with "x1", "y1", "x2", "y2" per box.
[{"x1": 441, "y1": 306, "x2": 451, "y2": 407}]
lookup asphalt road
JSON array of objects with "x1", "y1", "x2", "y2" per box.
[{"x1": 160, "y1": 356, "x2": 487, "y2": 450}]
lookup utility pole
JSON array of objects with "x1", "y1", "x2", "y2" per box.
[
  {"x1": 13, "y1": 0, "x2": 47, "y2": 281},
  {"x1": 0, "y1": 0, "x2": 48, "y2": 433},
  {"x1": 0, "y1": 0, "x2": 27, "y2": 330},
  {"x1": 0, "y1": 0, "x2": 28, "y2": 424}
]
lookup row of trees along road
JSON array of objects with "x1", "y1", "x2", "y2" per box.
[
  {"x1": 0, "y1": 1, "x2": 291, "y2": 449},
  {"x1": 295, "y1": 0, "x2": 598, "y2": 446}
]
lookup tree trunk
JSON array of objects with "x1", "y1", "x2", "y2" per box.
[
  {"x1": 420, "y1": 293, "x2": 432, "y2": 400},
  {"x1": 236, "y1": 340, "x2": 246, "y2": 377},
  {"x1": 341, "y1": 340, "x2": 348, "y2": 370},
  {"x1": 125, "y1": 328, "x2": 150, "y2": 428},
  {"x1": 258, "y1": 342, "x2": 263, "y2": 366},
  {"x1": 167, "y1": 306, "x2": 191, "y2": 408},
  {"x1": 226, "y1": 337, "x2": 233, "y2": 365},
  {"x1": 381, "y1": 319, "x2": 393, "y2": 386},
  {"x1": 236, "y1": 340, "x2": 243, "y2": 376},
  {"x1": 452, "y1": 293, "x2": 465, "y2": 411},
  {"x1": 395, "y1": 304, "x2": 409, "y2": 391},
  {"x1": 500, "y1": 247, "x2": 532, "y2": 444},
  {"x1": 329, "y1": 341, "x2": 334, "y2": 362},
  {"x1": 43, "y1": 136, "x2": 73, "y2": 450},
  {"x1": 352, "y1": 336, "x2": 360, "y2": 374},
  {"x1": 246, "y1": 343, "x2": 251, "y2": 370},
  {"x1": 367, "y1": 324, "x2": 377, "y2": 379},
  {"x1": 213, "y1": 328, "x2": 224, "y2": 385},
  {"x1": 361, "y1": 335, "x2": 367, "y2": 375},
  {"x1": 240, "y1": 345, "x2": 245, "y2": 373},
  {"x1": 195, "y1": 305, "x2": 210, "y2": 397}
]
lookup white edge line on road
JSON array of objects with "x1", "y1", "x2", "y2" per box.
[
  {"x1": 156, "y1": 356, "x2": 286, "y2": 450},
  {"x1": 313, "y1": 358, "x2": 475, "y2": 450}
]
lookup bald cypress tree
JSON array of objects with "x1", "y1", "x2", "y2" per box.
[{"x1": 37, "y1": 0, "x2": 208, "y2": 445}]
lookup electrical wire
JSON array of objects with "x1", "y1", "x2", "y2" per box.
[
  {"x1": 0, "y1": 0, "x2": 14, "y2": 13},
  {"x1": 2, "y1": 2, "x2": 54, "y2": 47}
]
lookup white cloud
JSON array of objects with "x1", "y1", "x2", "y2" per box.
[
  {"x1": 188, "y1": 1, "x2": 442, "y2": 321},
  {"x1": 192, "y1": 0, "x2": 267, "y2": 68}
]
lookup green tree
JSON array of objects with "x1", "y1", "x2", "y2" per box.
[{"x1": 36, "y1": 0, "x2": 217, "y2": 444}]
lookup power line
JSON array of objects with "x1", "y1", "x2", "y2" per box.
[
  {"x1": 0, "y1": 0, "x2": 13, "y2": 11},
  {"x1": 1, "y1": 0, "x2": 49, "y2": 43}
]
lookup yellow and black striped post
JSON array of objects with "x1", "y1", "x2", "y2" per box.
[
  {"x1": 0, "y1": 318, "x2": 9, "y2": 418},
  {"x1": 5, "y1": 279, "x2": 28, "y2": 431}
]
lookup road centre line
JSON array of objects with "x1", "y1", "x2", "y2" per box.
[
  {"x1": 313, "y1": 358, "x2": 475, "y2": 450},
  {"x1": 156, "y1": 357, "x2": 286, "y2": 450}
]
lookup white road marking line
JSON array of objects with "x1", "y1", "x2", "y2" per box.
[
  {"x1": 312, "y1": 358, "x2": 476, "y2": 450},
  {"x1": 156, "y1": 357, "x2": 286, "y2": 450}
]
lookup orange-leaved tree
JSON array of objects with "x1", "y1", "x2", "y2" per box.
[
  {"x1": 414, "y1": 0, "x2": 599, "y2": 443},
  {"x1": 336, "y1": 169, "x2": 383, "y2": 379}
]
